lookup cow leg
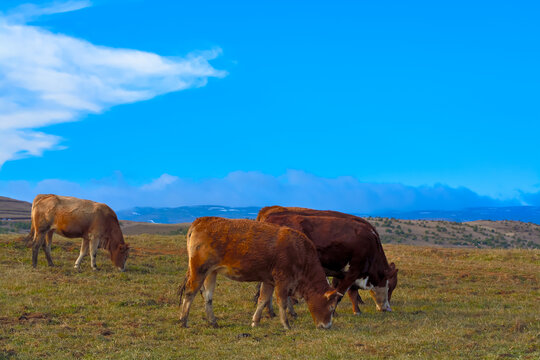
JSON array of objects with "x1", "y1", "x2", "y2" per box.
[
  {"x1": 42, "y1": 230, "x2": 55, "y2": 267},
  {"x1": 275, "y1": 286, "x2": 291, "y2": 330},
  {"x1": 331, "y1": 277, "x2": 342, "y2": 316},
  {"x1": 74, "y1": 238, "x2": 89, "y2": 270},
  {"x1": 265, "y1": 296, "x2": 277, "y2": 318},
  {"x1": 179, "y1": 270, "x2": 206, "y2": 328},
  {"x1": 89, "y1": 237, "x2": 99, "y2": 270},
  {"x1": 333, "y1": 263, "x2": 366, "y2": 310},
  {"x1": 32, "y1": 232, "x2": 46, "y2": 268},
  {"x1": 347, "y1": 288, "x2": 362, "y2": 315},
  {"x1": 252, "y1": 282, "x2": 274, "y2": 327},
  {"x1": 287, "y1": 297, "x2": 297, "y2": 318},
  {"x1": 202, "y1": 271, "x2": 218, "y2": 327}
]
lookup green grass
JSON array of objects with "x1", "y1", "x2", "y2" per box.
[{"x1": 0, "y1": 234, "x2": 539, "y2": 359}]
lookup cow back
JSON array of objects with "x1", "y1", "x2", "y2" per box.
[{"x1": 258, "y1": 208, "x2": 393, "y2": 288}]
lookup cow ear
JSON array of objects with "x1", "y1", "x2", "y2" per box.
[{"x1": 386, "y1": 266, "x2": 398, "y2": 278}]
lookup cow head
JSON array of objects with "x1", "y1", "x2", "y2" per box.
[
  {"x1": 307, "y1": 289, "x2": 341, "y2": 329},
  {"x1": 387, "y1": 262, "x2": 398, "y2": 301},
  {"x1": 369, "y1": 263, "x2": 398, "y2": 312},
  {"x1": 112, "y1": 243, "x2": 130, "y2": 271}
]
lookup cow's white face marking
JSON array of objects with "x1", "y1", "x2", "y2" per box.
[
  {"x1": 341, "y1": 263, "x2": 350, "y2": 272},
  {"x1": 370, "y1": 280, "x2": 392, "y2": 312},
  {"x1": 355, "y1": 277, "x2": 372, "y2": 290}
]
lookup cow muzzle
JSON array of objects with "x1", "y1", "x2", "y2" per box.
[
  {"x1": 376, "y1": 302, "x2": 392, "y2": 312},
  {"x1": 317, "y1": 321, "x2": 332, "y2": 329}
]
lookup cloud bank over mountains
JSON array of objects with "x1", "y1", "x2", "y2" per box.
[
  {"x1": 1, "y1": 170, "x2": 531, "y2": 213},
  {"x1": 0, "y1": 1, "x2": 225, "y2": 168}
]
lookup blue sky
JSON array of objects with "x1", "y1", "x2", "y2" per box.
[{"x1": 0, "y1": 0, "x2": 539, "y2": 212}]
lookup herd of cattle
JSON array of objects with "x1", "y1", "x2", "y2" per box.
[{"x1": 25, "y1": 194, "x2": 398, "y2": 330}]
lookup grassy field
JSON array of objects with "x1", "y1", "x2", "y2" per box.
[{"x1": 0, "y1": 234, "x2": 538, "y2": 359}]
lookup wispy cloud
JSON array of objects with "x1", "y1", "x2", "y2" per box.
[
  {"x1": 5, "y1": 0, "x2": 92, "y2": 23},
  {"x1": 0, "y1": 170, "x2": 521, "y2": 213},
  {"x1": 0, "y1": 1, "x2": 225, "y2": 168}
]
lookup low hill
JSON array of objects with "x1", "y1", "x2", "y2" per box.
[
  {"x1": 119, "y1": 220, "x2": 190, "y2": 236},
  {"x1": 0, "y1": 196, "x2": 31, "y2": 221},
  {"x1": 367, "y1": 217, "x2": 540, "y2": 249},
  {"x1": 117, "y1": 217, "x2": 539, "y2": 249}
]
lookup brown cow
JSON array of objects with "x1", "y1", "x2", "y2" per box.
[
  {"x1": 178, "y1": 217, "x2": 340, "y2": 330},
  {"x1": 26, "y1": 194, "x2": 129, "y2": 271},
  {"x1": 257, "y1": 206, "x2": 398, "y2": 314}
]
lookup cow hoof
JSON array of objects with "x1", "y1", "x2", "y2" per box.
[
  {"x1": 92, "y1": 267, "x2": 99, "y2": 271},
  {"x1": 289, "y1": 312, "x2": 298, "y2": 318},
  {"x1": 251, "y1": 322, "x2": 259, "y2": 328},
  {"x1": 353, "y1": 312, "x2": 361, "y2": 316},
  {"x1": 209, "y1": 322, "x2": 219, "y2": 328}
]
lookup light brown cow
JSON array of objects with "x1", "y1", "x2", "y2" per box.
[
  {"x1": 26, "y1": 194, "x2": 129, "y2": 271},
  {"x1": 178, "y1": 217, "x2": 340, "y2": 330},
  {"x1": 257, "y1": 206, "x2": 398, "y2": 314}
]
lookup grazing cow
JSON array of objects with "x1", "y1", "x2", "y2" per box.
[
  {"x1": 257, "y1": 206, "x2": 398, "y2": 314},
  {"x1": 26, "y1": 194, "x2": 129, "y2": 271},
  {"x1": 178, "y1": 217, "x2": 340, "y2": 330}
]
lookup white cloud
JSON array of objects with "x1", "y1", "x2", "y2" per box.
[
  {"x1": 0, "y1": 1, "x2": 226, "y2": 168},
  {"x1": 5, "y1": 1, "x2": 92, "y2": 23},
  {"x1": 141, "y1": 173, "x2": 180, "y2": 191},
  {"x1": 0, "y1": 170, "x2": 518, "y2": 213}
]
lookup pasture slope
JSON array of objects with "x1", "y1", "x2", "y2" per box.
[{"x1": 0, "y1": 233, "x2": 538, "y2": 359}]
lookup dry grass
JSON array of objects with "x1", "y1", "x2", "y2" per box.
[{"x1": 0, "y1": 234, "x2": 538, "y2": 359}]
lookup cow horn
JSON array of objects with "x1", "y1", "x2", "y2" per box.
[{"x1": 324, "y1": 290, "x2": 339, "y2": 301}]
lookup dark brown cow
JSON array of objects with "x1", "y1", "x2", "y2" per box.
[
  {"x1": 178, "y1": 217, "x2": 340, "y2": 329},
  {"x1": 257, "y1": 206, "x2": 398, "y2": 314},
  {"x1": 26, "y1": 194, "x2": 129, "y2": 271}
]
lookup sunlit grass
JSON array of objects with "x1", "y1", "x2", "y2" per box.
[{"x1": 0, "y1": 234, "x2": 538, "y2": 359}]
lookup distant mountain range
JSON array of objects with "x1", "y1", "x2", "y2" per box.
[
  {"x1": 116, "y1": 205, "x2": 261, "y2": 224},
  {"x1": 117, "y1": 204, "x2": 540, "y2": 225},
  {"x1": 374, "y1": 206, "x2": 540, "y2": 224}
]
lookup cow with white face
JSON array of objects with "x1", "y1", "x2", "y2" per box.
[{"x1": 256, "y1": 206, "x2": 398, "y2": 315}]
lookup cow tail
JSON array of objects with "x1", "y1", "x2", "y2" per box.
[
  {"x1": 177, "y1": 269, "x2": 190, "y2": 305},
  {"x1": 253, "y1": 282, "x2": 262, "y2": 304},
  {"x1": 22, "y1": 227, "x2": 35, "y2": 247}
]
